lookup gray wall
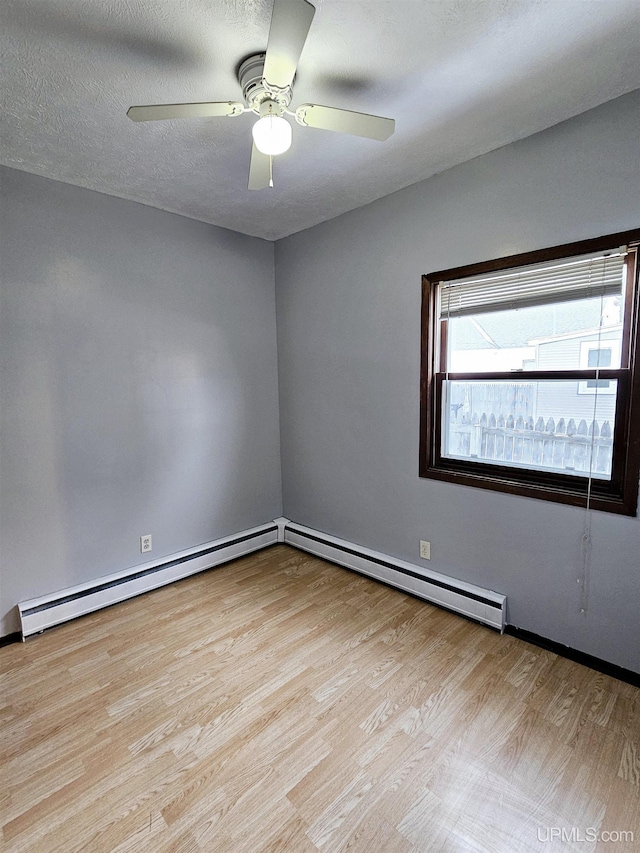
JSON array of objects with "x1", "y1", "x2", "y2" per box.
[
  {"x1": 0, "y1": 167, "x2": 282, "y2": 636},
  {"x1": 275, "y1": 90, "x2": 640, "y2": 672}
]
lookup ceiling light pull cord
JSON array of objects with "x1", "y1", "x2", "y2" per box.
[
  {"x1": 579, "y1": 258, "x2": 607, "y2": 616},
  {"x1": 269, "y1": 154, "x2": 274, "y2": 188}
]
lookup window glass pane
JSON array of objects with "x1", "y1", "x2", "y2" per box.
[
  {"x1": 586, "y1": 347, "x2": 612, "y2": 388},
  {"x1": 587, "y1": 348, "x2": 612, "y2": 368},
  {"x1": 446, "y1": 295, "x2": 623, "y2": 373},
  {"x1": 442, "y1": 379, "x2": 617, "y2": 480}
]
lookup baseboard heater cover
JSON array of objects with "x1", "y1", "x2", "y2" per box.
[
  {"x1": 18, "y1": 522, "x2": 279, "y2": 639},
  {"x1": 282, "y1": 520, "x2": 506, "y2": 631}
]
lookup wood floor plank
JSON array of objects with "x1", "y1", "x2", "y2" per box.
[{"x1": 2, "y1": 544, "x2": 639, "y2": 852}]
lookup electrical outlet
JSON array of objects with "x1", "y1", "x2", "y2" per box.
[
  {"x1": 419, "y1": 540, "x2": 431, "y2": 560},
  {"x1": 140, "y1": 534, "x2": 152, "y2": 554}
]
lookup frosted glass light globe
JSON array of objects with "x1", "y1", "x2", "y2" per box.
[{"x1": 252, "y1": 114, "x2": 292, "y2": 156}]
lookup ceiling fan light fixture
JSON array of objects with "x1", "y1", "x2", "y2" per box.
[
  {"x1": 252, "y1": 101, "x2": 292, "y2": 156},
  {"x1": 126, "y1": 0, "x2": 395, "y2": 190}
]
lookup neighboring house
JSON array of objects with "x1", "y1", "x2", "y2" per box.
[
  {"x1": 532, "y1": 325, "x2": 621, "y2": 425},
  {"x1": 448, "y1": 298, "x2": 620, "y2": 428}
]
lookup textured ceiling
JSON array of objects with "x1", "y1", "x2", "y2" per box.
[{"x1": 2, "y1": 0, "x2": 639, "y2": 240}]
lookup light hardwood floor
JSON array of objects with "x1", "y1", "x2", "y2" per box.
[{"x1": 1, "y1": 545, "x2": 639, "y2": 852}]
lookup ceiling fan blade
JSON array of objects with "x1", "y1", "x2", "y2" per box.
[
  {"x1": 295, "y1": 104, "x2": 395, "y2": 141},
  {"x1": 248, "y1": 144, "x2": 271, "y2": 190},
  {"x1": 127, "y1": 102, "x2": 244, "y2": 122},
  {"x1": 263, "y1": 0, "x2": 316, "y2": 91}
]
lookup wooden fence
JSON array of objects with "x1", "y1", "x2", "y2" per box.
[{"x1": 447, "y1": 413, "x2": 613, "y2": 476}]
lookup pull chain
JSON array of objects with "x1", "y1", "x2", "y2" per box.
[
  {"x1": 579, "y1": 257, "x2": 608, "y2": 616},
  {"x1": 269, "y1": 155, "x2": 273, "y2": 188}
]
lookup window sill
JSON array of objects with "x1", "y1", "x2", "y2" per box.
[{"x1": 420, "y1": 461, "x2": 636, "y2": 516}]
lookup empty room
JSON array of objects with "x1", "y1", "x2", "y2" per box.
[{"x1": 1, "y1": 1, "x2": 639, "y2": 851}]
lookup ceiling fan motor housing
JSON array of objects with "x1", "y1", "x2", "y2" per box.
[{"x1": 238, "y1": 53, "x2": 292, "y2": 112}]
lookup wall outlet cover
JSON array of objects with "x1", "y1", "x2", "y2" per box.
[{"x1": 141, "y1": 535, "x2": 152, "y2": 553}]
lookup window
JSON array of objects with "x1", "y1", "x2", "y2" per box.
[
  {"x1": 578, "y1": 341, "x2": 619, "y2": 393},
  {"x1": 420, "y1": 231, "x2": 640, "y2": 515}
]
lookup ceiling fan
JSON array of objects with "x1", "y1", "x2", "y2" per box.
[{"x1": 127, "y1": 0, "x2": 395, "y2": 190}]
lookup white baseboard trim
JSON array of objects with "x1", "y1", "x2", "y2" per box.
[
  {"x1": 282, "y1": 519, "x2": 506, "y2": 631},
  {"x1": 18, "y1": 521, "x2": 279, "y2": 639}
]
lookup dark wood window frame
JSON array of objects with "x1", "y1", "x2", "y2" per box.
[{"x1": 419, "y1": 230, "x2": 640, "y2": 516}]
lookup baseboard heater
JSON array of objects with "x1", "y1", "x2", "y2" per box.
[
  {"x1": 18, "y1": 522, "x2": 279, "y2": 639},
  {"x1": 17, "y1": 518, "x2": 505, "y2": 639},
  {"x1": 281, "y1": 519, "x2": 506, "y2": 631}
]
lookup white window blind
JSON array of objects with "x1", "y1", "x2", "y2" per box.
[{"x1": 439, "y1": 250, "x2": 626, "y2": 319}]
